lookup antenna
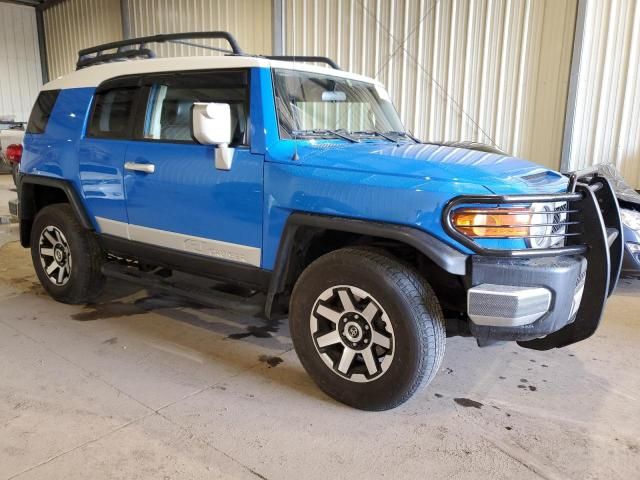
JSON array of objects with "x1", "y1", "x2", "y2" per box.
[{"x1": 291, "y1": 4, "x2": 299, "y2": 162}]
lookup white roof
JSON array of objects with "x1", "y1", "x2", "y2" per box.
[{"x1": 43, "y1": 55, "x2": 382, "y2": 90}]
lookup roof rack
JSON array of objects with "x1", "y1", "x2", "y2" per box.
[
  {"x1": 265, "y1": 56, "x2": 341, "y2": 70},
  {"x1": 76, "y1": 31, "x2": 245, "y2": 70},
  {"x1": 76, "y1": 31, "x2": 341, "y2": 71}
]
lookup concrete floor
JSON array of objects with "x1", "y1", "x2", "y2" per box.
[{"x1": 0, "y1": 175, "x2": 639, "y2": 479}]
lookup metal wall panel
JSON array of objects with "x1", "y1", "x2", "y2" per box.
[
  {"x1": 127, "y1": 0, "x2": 272, "y2": 57},
  {"x1": 565, "y1": 0, "x2": 640, "y2": 188},
  {"x1": 0, "y1": 3, "x2": 42, "y2": 123},
  {"x1": 44, "y1": 0, "x2": 123, "y2": 80},
  {"x1": 283, "y1": 0, "x2": 577, "y2": 170}
]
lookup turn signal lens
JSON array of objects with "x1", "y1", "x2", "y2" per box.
[{"x1": 452, "y1": 208, "x2": 531, "y2": 238}]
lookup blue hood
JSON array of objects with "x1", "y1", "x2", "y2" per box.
[{"x1": 268, "y1": 141, "x2": 568, "y2": 194}]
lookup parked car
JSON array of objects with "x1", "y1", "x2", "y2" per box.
[
  {"x1": 16, "y1": 32, "x2": 623, "y2": 410},
  {"x1": 0, "y1": 123, "x2": 25, "y2": 184},
  {"x1": 589, "y1": 164, "x2": 640, "y2": 277}
]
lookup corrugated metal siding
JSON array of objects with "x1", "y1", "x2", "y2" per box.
[
  {"x1": 0, "y1": 3, "x2": 42, "y2": 123},
  {"x1": 284, "y1": 0, "x2": 577, "y2": 170},
  {"x1": 565, "y1": 0, "x2": 640, "y2": 188},
  {"x1": 127, "y1": 0, "x2": 272, "y2": 57},
  {"x1": 44, "y1": 0, "x2": 123, "y2": 80}
]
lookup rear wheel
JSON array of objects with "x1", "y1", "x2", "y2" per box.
[
  {"x1": 30, "y1": 204, "x2": 105, "y2": 304},
  {"x1": 289, "y1": 247, "x2": 446, "y2": 410}
]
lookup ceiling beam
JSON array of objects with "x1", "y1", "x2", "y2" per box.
[{"x1": 0, "y1": 0, "x2": 42, "y2": 7}]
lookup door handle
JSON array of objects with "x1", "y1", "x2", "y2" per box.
[{"x1": 125, "y1": 162, "x2": 155, "y2": 174}]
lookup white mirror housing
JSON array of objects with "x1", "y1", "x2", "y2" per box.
[
  {"x1": 192, "y1": 102, "x2": 232, "y2": 145},
  {"x1": 192, "y1": 102, "x2": 234, "y2": 170}
]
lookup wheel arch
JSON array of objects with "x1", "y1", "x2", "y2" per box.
[
  {"x1": 18, "y1": 174, "x2": 93, "y2": 247},
  {"x1": 264, "y1": 212, "x2": 469, "y2": 319}
]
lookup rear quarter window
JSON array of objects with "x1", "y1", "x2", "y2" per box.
[
  {"x1": 87, "y1": 87, "x2": 138, "y2": 139},
  {"x1": 26, "y1": 90, "x2": 61, "y2": 134}
]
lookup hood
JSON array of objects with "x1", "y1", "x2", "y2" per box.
[{"x1": 268, "y1": 141, "x2": 568, "y2": 194}]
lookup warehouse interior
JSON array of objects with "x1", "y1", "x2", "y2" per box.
[{"x1": 0, "y1": 0, "x2": 639, "y2": 478}]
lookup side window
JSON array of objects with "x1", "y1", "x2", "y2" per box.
[
  {"x1": 87, "y1": 87, "x2": 137, "y2": 139},
  {"x1": 144, "y1": 70, "x2": 249, "y2": 145},
  {"x1": 26, "y1": 90, "x2": 61, "y2": 134}
]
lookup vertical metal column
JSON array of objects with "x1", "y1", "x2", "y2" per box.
[
  {"x1": 272, "y1": 0, "x2": 285, "y2": 55},
  {"x1": 120, "y1": 0, "x2": 131, "y2": 39},
  {"x1": 35, "y1": 6, "x2": 49, "y2": 83},
  {"x1": 561, "y1": 0, "x2": 588, "y2": 172}
]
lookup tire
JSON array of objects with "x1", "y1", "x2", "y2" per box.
[
  {"x1": 289, "y1": 247, "x2": 446, "y2": 410},
  {"x1": 30, "y1": 204, "x2": 105, "y2": 304}
]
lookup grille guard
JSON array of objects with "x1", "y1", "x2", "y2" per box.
[{"x1": 443, "y1": 169, "x2": 624, "y2": 350}]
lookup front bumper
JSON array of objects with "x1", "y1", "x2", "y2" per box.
[
  {"x1": 468, "y1": 255, "x2": 586, "y2": 341},
  {"x1": 444, "y1": 170, "x2": 624, "y2": 350}
]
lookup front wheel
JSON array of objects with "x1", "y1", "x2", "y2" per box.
[
  {"x1": 30, "y1": 204, "x2": 105, "y2": 304},
  {"x1": 289, "y1": 247, "x2": 446, "y2": 410}
]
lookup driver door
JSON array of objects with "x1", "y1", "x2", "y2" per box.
[{"x1": 123, "y1": 69, "x2": 264, "y2": 268}]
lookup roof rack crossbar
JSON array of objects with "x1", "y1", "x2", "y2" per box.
[
  {"x1": 76, "y1": 31, "x2": 244, "y2": 70},
  {"x1": 75, "y1": 31, "x2": 342, "y2": 72},
  {"x1": 266, "y1": 56, "x2": 341, "y2": 70}
]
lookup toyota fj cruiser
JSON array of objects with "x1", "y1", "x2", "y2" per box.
[{"x1": 17, "y1": 33, "x2": 623, "y2": 410}]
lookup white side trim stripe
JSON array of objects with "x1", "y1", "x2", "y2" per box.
[{"x1": 95, "y1": 216, "x2": 261, "y2": 267}]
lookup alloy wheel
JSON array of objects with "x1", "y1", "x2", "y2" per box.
[
  {"x1": 39, "y1": 226, "x2": 72, "y2": 286},
  {"x1": 310, "y1": 285, "x2": 395, "y2": 383}
]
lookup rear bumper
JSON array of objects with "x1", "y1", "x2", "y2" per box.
[{"x1": 447, "y1": 170, "x2": 624, "y2": 349}]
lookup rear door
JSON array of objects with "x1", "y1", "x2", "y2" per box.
[
  {"x1": 122, "y1": 69, "x2": 264, "y2": 267},
  {"x1": 80, "y1": 78, "x2": 140, "y2": 231}
]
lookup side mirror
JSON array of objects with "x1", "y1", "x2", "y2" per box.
[{"x1": 192, "y1": 102, "x2": 234, "y2": 170}]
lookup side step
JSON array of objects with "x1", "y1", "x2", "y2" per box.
[{"x1": 101, "y1": 262, "x2": 265, "y2": 313}]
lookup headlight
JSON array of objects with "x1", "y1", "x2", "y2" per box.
[
  {"x1": 621, "y1": 209, "x2": 640, "y2": 232},
  {"x1": 451, "y1": 202, "x2": 568, "y2": 248},
  {"x1": 451, "y1": 208, "x2": 531, "y2": 238}
]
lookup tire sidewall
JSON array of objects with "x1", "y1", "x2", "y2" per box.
[{"x1": 290, "y1": 251, "x2": 433, "y2": 409}]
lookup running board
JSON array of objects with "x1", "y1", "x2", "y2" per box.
[{"x1": 101, "y1": 262, "x2": 265, "y2": 313}]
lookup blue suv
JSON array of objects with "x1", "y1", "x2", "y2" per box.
[{"x1": 17, "y1": 33, "x2": 623, "y2": 410}]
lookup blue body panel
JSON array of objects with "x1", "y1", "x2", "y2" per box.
[
  {"x1": 123, "y1": 143, "x2": 263, "y2": 247},
  {"x1": 22, "y1": 67, "x2": 569, "y2": 272}
]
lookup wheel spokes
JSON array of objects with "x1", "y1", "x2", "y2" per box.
[
  {"x1": 316, "y1": 330, "x2": 342, "y2": 348},
  {"x1": 316, "y1": 304, "x2": 341, "y2": 323},
  {"x1": 43, "y1": 231, "x2": 57, "y2": 245},
  {"x1": 40, "y1": 248, "x2": 55, "y2": 257},
  {"x1": 46, "y1": 262, "x2": 58, "y2": 275},
  {"x1": 361, "y1": 348, "x2": 379, "y2": 375},
  {"x1": 337, "y1": 347, "x2": 356, "y2": 374},
  {"x1": 361, "y1": 300, "x2": 379, "y2": 322},
  {"x1": 310, "y1": 285, "x2": 395, "y2": 383},
  {"x1": 57, "y1": 265, "x2": 65, "y2": 284},
  {"x1": 337, "y1": 289, "x2": 355, "y2": 312},
  {"x1": 372, "y1": 331, "x2": 391, "y2": 349}
]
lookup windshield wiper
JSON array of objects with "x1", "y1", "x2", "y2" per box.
[
  {"x1": 385, "y1": 131, "x2": 422, "y2": 144},
  {"x1": 352, "y1": 130, "x2": 399, "y2": 142},
  {"x1": 292, "y1": 129, "x2": 359, "y2": 143}
]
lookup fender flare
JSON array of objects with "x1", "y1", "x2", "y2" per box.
[
  {"x1": 18, "y1": 174, "x2": 93, "y2": 246},
  {"x1": 264, "y1": 212, "x2": 469, "y2": 318}
]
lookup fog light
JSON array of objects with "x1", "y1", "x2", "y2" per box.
[{"x1": 628, "y1": 242, "x2": 640, "y2": 260}]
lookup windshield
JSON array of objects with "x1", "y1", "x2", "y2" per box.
[{"x1": 273, "y1": 68, "x2": 405, "y2": 140}]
